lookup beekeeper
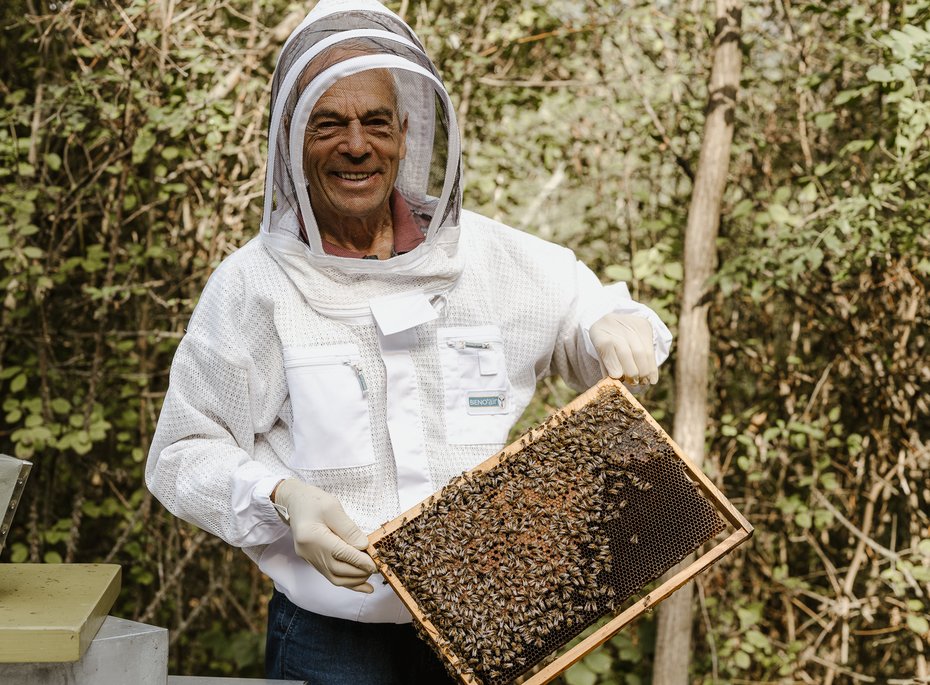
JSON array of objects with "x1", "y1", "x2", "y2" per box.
[{"x1": 146, "y1": 0, "x2": 673, "y2": 682}]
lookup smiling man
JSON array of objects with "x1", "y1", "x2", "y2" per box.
[
  {"x1": 303, "y1": 68, "x2": 413, "y2": 260},
  {"x1": 145, "y1": 1, "x2": 673, "y2": 683}
]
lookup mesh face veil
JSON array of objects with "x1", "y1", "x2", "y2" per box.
[{"x1": 262, "y1": 0, "x2": 463, "y2": 273}]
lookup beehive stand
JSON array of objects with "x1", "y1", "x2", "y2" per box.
[{"x1": 368, "y1": 378, "x2": 753, "y2": 685}]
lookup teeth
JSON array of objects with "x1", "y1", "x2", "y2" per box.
[{"x1": 335, "y1": 172, "x2": 373, "y2": 180}]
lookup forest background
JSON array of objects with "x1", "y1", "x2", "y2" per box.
[{"x1": 1, "y1": 0, "x2": 928, "y2": 683}]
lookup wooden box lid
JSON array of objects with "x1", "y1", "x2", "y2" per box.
[{"x1": 0, "y1": 563, "x2": 121, "y2": 663}]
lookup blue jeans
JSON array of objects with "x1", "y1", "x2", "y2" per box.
[{"x1": 265, "y1": 589, "x2": 457, "y2": 684}]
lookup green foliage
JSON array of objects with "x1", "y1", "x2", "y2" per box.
[
  {"x1": 0, "y1": 0, "x2": 277, "y2": 675},
  {"x1": 2, "y1": 0, "x2": 928, "y2": 680},
  {"x1": 702, "y1": 1, "x2": 930, "y2": 680}
]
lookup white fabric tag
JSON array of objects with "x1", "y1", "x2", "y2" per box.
[
  {"x1": 478, "y1": 349, "x2": 499, "y2": 375},
  {"x1": 369, "y1": 291, "x2": 438, "y2": 336}
]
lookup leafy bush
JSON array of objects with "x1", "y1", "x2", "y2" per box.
[{"x1": 1, "y1": 0, "x2": 926, "y2": 679}]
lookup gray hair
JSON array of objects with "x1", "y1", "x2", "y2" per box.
[{"x1": 296, "y1": 39, "x2": 407, "y2": 126}]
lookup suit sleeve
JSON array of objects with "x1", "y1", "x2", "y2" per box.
[
  {"x1": 145, "y1": 271, "x2": 290, "y2": 548},
  {"x1": 551, "y1": 258, "x2": 673, "y2": 391}
]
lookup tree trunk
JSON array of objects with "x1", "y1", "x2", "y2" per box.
[{"x1": 652, "y1": 2, "x2": 743, "y2": 684}]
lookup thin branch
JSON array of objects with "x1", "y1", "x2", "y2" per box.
[
  {"x1": 812, "y1": 489, "x2": 924, "y2": 597},
  {"x1": 139, "y1": 529, "x2": 213, "y2": 624},
  {"x1": 697, "y1": 580, "x2": 719, "y2": 683}
]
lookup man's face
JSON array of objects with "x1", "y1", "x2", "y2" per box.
[{"x1": 303, "y1": 70, "x2": 407, "y2": 226}]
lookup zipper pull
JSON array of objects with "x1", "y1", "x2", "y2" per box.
[
  {"x1": 344, "y1": 361, "x2": 368, "y2": 394},
  {"x1": 446, "y1": 340, "x2": 492, "y2": 350}
]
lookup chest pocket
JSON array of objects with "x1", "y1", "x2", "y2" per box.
[
  {"x1": 283, "y1": 344, "x2": 375, "y2": 470},
  {"x1": 437, "y1": 326, "x2": 513, "y2": 445}
]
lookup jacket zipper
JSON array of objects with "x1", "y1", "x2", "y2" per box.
[
  {"x1": 284, "y1": 354, "x2": 368, "y2": 396},
  {"x1": 344, "y1": 361, "x2": 368, "y2": 394},
  {"x1": 446, "y1": 340, "x2": 493, "y2": 350}
]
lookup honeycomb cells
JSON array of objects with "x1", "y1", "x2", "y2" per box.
[{"x1": 373, "y1": 386, "x2": 727, "y2": 685}]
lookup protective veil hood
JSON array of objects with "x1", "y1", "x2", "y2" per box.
[{"x1": 259, "y1": 0, "x2": 464, "y2": 310}]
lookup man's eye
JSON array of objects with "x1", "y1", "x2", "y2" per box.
[
  {"x1": 312, "y1": 120, "x2": 342, "y2": 132},
  {"x1": 366, "y1": 119, "x2": 391, "y2": 128}
]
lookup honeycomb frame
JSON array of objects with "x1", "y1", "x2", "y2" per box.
[{"x1": 367, "y1": 378, "x2": 753, "y2": 685}]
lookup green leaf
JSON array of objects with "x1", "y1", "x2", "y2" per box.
[
  {"x1": 814, "y1": 509, "x2": 834, "y2": 530},
  {"x1": 745, "y1": 629, "x2": 770, "y2": 650},
  {"x1": 866, "y1": 65, "x2": 893, "y2": 83},
  {"x1": 0, "y1": 367, "x2": 22, "y2": 380},
  {"x1": 768, "y1": 204, "x2": 796, "y2": 227},
  {"x1": 565, "y1": 662, "x2": 598, "y2": 685},
  {"x1": 584, "y1": 649, "x2": 613, "y2": 674},
  {"x1": 737, "y1": 605, "x2": 762, "y2": 630},
  {"x1": 918, "y1": 539, "x2": 930, "y2": 557},
  {"x1": 5, "y1": 90, "x2": 27, "y2": 106},
  {"x1": 664, "y1": 262, "x2": 683, "y2": 281},
  {"x1": 814, "y1": 112, "x2": 836, "y2": 130},
  {"x1": 841, "y1": 139, "x2": 874, "y2": 155},
  {"x1": 890, "y1": 63, "x2": 911, "y2": 81},
  {"x1": 50, "y1": 397, "x2": 71, "y2": 414},
  {"x1": 906, "y1": 615, "x2": 929, "y2": 635},
  {"x1": 734, "y1": 650, "x2": 751, "y2": 669},
  {"x1": 10, "y1": 373, "x2": 27, "y2": 392},
  {"x1": 819, "y1": 472, "x2": 838, "y2": 491},
  {"x1": 604, "y1": 264, "x2": 633, "y2": 282},
  {"x1": 834, "y1": 88, "x2": 862, "y2": 105},
  {"x1": 44, "y1": 551, "x2": 63, "y2": 564},
  {"x1": 847, "y1": 5, "x2": 866, "y2": 21},
  {"x1": 10, "y1": 543, "x2": 28, "y2": 563},
  {"x1": 731, "y1": 199, "x2": 753, "y2": 218},
  {"x1": 132, "y1": 127, "x2": 157, "y2": 164},
  {"x1": 798, "y1": 182, "x2": 818, "y2": 203}
]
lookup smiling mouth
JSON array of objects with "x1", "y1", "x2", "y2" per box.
[{"x1": 333, "y1": 171, "x2": 377, "y2": 181}]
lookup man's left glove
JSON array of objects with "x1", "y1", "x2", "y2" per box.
[{"x1": 589, "y1": 312, "x2": 659, "y2": 385}]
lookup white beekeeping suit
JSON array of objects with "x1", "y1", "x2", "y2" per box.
[{"x1": 146, "y1": 0, "x2": 672, "y2": 624}]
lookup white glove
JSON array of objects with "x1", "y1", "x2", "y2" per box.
[
  {"x1": 272, "y1": 478, "x2": 377, "y2": 593},
  {"x1": 589, "y1": 312, "x2": 659, "y2": 385}
]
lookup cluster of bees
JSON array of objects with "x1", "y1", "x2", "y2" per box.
[{"x1": 373, "y1": 386, "x2": 726, "y2": 685}]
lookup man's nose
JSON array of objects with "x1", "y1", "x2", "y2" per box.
[{"x1": 340, "y1": 120, "x2": 369, "y2": 158}]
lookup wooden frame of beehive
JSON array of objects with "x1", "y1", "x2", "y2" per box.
[{"x1": 368, "y1": 378, "x2": 754, "y2": 685}]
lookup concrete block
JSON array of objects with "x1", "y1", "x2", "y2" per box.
[{"x1": 0, "y1": 615, "x2": 168, "y2": 685}]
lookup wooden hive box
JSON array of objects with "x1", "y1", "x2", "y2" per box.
[
  {"x1": 367, "y1": 378, "x2": 753, "y2": 685},
  {"x1": 0, "y1": 563, "x2": 122, "y2": 663}
]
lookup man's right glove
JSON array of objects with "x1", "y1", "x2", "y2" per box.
[
  {"x1": 589, "y1": 312, "x2": 659, "y2": 385},
  {"x1": 272, "y1": 478, "x2": 377, "y2": 593}
]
